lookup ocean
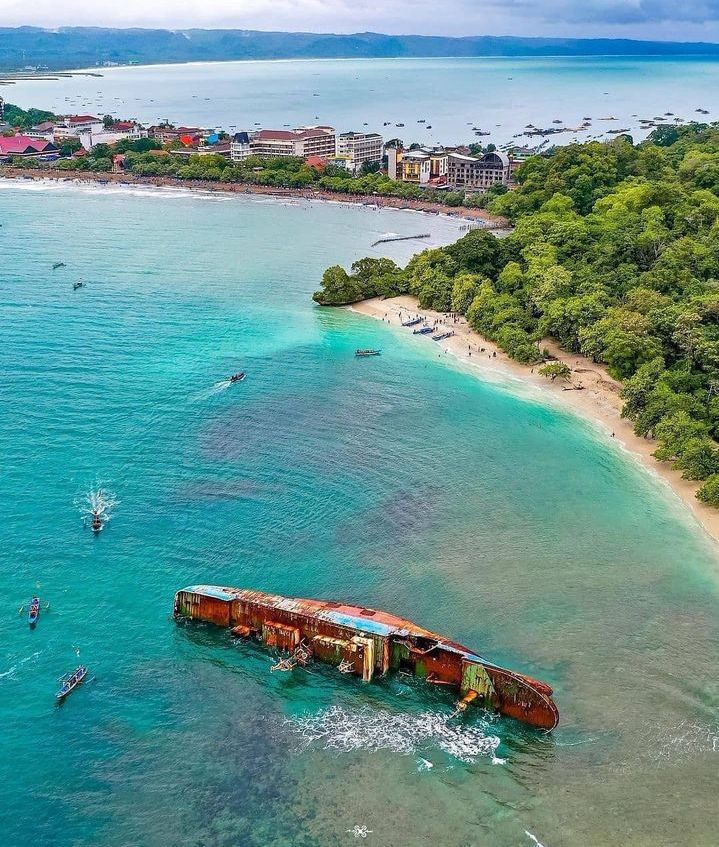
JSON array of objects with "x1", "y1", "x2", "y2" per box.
[
  {"x1": 5, "y1": 55, "x2": 719, "y2": 147},
  {"x1": 1, "y1": 179, "x2": 718, "y2": 847}
]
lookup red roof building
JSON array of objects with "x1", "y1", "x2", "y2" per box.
[
  {"x1": 0, "y1": 136, "x2": 58, "y2": 157},
  {"x1": 304, "y1": 155, "x2": 327, "y2": 171}
]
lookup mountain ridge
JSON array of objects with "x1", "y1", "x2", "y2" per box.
[{"x1": 2, "y1": 27, "x2": 719, "y2": 71}]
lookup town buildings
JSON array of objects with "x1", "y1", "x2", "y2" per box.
[
  {"x1": 387, "y1": 143, "x2": 511, "y2": 191},
  {"x1": 335, "y1": 131, "x2": 384, "y2": 172},
  {"x1": 446, "y1": 151, "x2": 511, "y2": 190},
  {"x1": 148, "y1": 125, "x2": 210, "y2": 145},
  {"x1": 250, "y1": 126, "x2": 336, "y2": 159}
]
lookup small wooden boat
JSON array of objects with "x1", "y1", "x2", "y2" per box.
[
  {"x1": 413, "y1": 326, "x2": 433, "y2": 335},
  {"x1": 432, "y1": 331, "x2": 455, "y2": 341},
  {"x1": 355, "y1": 349, "x2": 381, "y2": 357},
  {"x1": 73, "y1": 282, "x2": 85, "y2": 291},
  {"x1": 229, "y1": 372, "x2": 246, "y2": 383},
  {"x1": 28, "y1": 597, "x2": 40, "y2": 627},
  {"x1": 56, "y1": 666, "x2": 88, "y2": 701},
  {"x1": 402, "y1": 317, "x2": 423, "y2": 327},
  {"x1": 52, "y1": 262, "x2": 66, "y2": 270}
]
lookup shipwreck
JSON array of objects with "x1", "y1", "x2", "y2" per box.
[{"x1": 174, "y1": 586, "x2": 559, "y2": 730}]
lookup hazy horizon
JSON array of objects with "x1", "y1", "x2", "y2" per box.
[{"x1": 2, "y1": 0, "x2": 719, "y2": 43}]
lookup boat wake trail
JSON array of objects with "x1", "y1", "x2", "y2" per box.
[
  {"x1": 75, "y1": 485, "x2": 119, "y2": 526},
  {"x1": 0, "y1": 651, "x2": 41, "y2": 681},
  {"x1": 284, "y1": 705, "x2": 502, "y2": 764},
  {"x1": 191, "y1": 380, "x2": 233, "y2": 401}
]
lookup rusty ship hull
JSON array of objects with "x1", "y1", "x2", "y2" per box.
[{"x1": 174, "y1": 586, "x2": 559, "y2": 730}]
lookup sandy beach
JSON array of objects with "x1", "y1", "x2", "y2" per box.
[
  {"x1": 0, "y1": 167, "x2": 509, "y2": 227},
  {"x1": 352, "y1": 295, "x2": 719, "y2": 549}
]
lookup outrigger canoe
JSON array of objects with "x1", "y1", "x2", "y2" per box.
[
  {"x1": 28, "y1": 597, "x2": 40, "y2": 627},
  {"x1": 355, "y1": 349, "x2": 381, "y2": 357},
  {"x1": 56, "y1": 666, "x2": 88, "y2": 702}
]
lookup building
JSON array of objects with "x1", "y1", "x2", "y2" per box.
[
  {"x1": 169, "y1": 141, "x2": 232, "y2": 160},
  {"x1": 446, "y1": 151, "x2": 511, "y2": 191},
  {"x1": 336, "y1": 131, "x2": 383, "y2": 172},
  {"x1": 326, "y1": 155, "x2": 353, "y2": 171},
  {"x1": 387, "y1": 145, "x2": 448, "y2": 186},
  {"x1": 26, "y1": 121, "x2": 56, "y2": 141},
  {"x1": 148, "y1": 125, "x2": 209, "y2": 145},
  {"x1": 229, "y1": 132, "x2": 251, "y2": 162},
  {"x1": 53, "y1": 115, "x2": 104, "y2": 140},
  {"x1": 70, "y1": 121, "x2": 149, "y2": 150},
  {"x1": 250, "y1": 126, "x2": 335, "y2": 159},
  {"x1": 506, "y1": 147, "x2": 532, "y2": 176},
  {"x1": 105, "y1": 121, "x2": 148, "y2": 140},
  {"x1": 0, "y1": 136, "x2": 59, "y2": 159},
  {"x1": 304, "y1": 155, "x2": 328, "y2": 171}
]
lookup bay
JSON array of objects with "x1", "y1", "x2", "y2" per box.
[
  {"x1": 1, "y1": 180, "x2": 718, "y2": 847},
  {"x1": 5, "y1": 56, "x2": 719, "y2": 147}
]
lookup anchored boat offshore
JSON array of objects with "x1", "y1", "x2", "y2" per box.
[{"x1": 174, "y1": 586, "x2": 559, "y2": 729}]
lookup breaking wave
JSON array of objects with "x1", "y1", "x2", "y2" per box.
[{"x1": 284, "y1": 705, "x2": 503, "y2": 764}]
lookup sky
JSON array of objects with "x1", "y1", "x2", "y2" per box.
[{"x1": 1, "y1": 0, "x2": 719, "y2": 42}]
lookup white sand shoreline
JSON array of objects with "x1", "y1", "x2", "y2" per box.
[{"x1": 350, "y1": 295, "x2": 719, "y2": 552}]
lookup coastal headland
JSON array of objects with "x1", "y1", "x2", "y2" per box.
[
  {"x1": 352, "y1": 295, "x2": 719, "y2": 549},
  {"x1": 0, "y1": 167, "x2": 508, "y2": 226}
]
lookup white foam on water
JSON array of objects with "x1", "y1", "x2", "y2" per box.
[
  {"x1": 284, "y1": 704, "x2": 501, "y2": 764},
  {"x1": 74, "y1": 483, "x2": 119, "y2": 527},
  {"x1": 642, "y1": 719, "x2": 719, "y2": 762},
  {"x1": 0, "y1": 650, "x2": 41, "y2": 681}
]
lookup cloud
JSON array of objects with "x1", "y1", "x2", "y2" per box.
[
  {"x1": 1, "y1": 0, "x2": 719, "y2": 39},
  {"x1": 495, "y1": 0, "x2": 719, "y2": 26}
]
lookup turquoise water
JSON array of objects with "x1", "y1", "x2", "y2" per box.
[
  {"x1": 1, "y1": 179, "x2": 719, "y2": 847},
  {"x1": 6, "y1": 56, "x2": 719, "y2": 147}
]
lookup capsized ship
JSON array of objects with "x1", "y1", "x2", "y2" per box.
[{"x1": 174, "y1": 586, "x2": 559, "y2": 730}]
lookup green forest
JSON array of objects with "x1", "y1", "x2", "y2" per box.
[{"x1": 313, "y1": 124, "x2": 719, "y2": 507}]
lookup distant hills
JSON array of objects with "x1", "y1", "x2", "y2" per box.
[{"x1": 2, "y1": 28, "x2": 719, "y2": 71}]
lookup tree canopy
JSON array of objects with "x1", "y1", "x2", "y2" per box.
[{"x1": 315, "y1": 122, "x2": 719, "y2": 507}]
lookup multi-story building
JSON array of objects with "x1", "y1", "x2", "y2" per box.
[
  {"x1": 75, "y1": 122, "x2": 149, "y2": 150},
  {"x1": 446, "y1": 151, "x2": 511, "y2": 191},
  {"x1": 387, "y1": 145, "x2": 448, "y2": 186},
  {"x1": 230, "y1": 132, "x2": 251, "y2": 162},
  {"x1": 250, "y1": 126, "x2": 335, "y2": 159},
  {"x1": 53, "y1": 115, "x2": 104, "y2": 140},
  {"x1": 335, "y1": 131, "x2": 383, "y2": 172}
]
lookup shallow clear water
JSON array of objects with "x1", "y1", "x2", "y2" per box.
[
  {"x1": 6, "y1": 56, "x2": 719, "y2": 147},
  {"x1": 1, "y1": 180, "x2": 718, "y2": 847}
]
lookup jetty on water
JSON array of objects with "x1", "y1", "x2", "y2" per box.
[
  {"x1": 174, "y1": 586, "x2": 559, "y2": 729},
  {"x1": 371, "y1": 233, "x2": 431, "y2": 247}
]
